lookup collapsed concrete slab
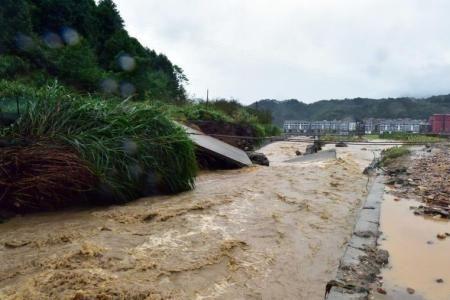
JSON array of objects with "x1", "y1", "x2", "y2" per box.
[
  {"x1": 285, "y1": 149, "x2": 337, "y2": 163},
  {"x1": 180, "y1": 124, "x2": 252, "y2": 168}
]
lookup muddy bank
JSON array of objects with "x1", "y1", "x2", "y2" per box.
[
  {"x1": 375, "y1": 146, "x2": 450, "y2": 300},
  {"x1": 376, "y1": 192, "x2": 450, "y2": 300},
  {"x1": 0, "y1": 142, "x2": 380, "y2": 299},
  {"x1": 385, "y1": 145, "x2": 450, "y2": 219}
]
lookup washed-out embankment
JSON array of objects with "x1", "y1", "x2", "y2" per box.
[{"x1": 374, "y1": 145, "x2": 450, "y2": 300}]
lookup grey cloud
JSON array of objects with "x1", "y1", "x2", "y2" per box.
[{"x1": 115, "y1": 0, "x2": 450, "y2": 103}]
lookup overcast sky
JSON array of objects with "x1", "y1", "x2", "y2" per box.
[{"x1": 115, "y1": 0, "x2": 450, "y2": 104}]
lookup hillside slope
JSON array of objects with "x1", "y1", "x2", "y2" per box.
[
  {"x1": 0, "y1": 0, "x2": 186, "y2": 102},
  {"x1": 251, "y1": 96, "x2": 450, "y2": 126}
]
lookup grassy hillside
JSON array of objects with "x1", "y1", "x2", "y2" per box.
[
  {"x1": 0, "y1": 80, "x2": 197, "y2": 212},
  {"x1": 0, "y1": 1, "x2": 280, "y2": 213},
  {"x1": 0, "y1": 0, "x2": 187, "y2": 102},
  {"x1": 252, "y1": 96, "x2": 450, "y2": 126}
]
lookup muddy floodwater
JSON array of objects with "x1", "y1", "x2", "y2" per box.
[
  {"x1": 0, "y1": 142, "x2": 383, "y2": 299},
  {"x1": 376, "y1": 191, "x2": 450, "y2": 300}
]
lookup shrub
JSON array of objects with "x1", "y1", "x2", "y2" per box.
[
  {"x1": 379, "y1": 132, "x2": 444, "y2": 143},
  {"x1": 381, "y1": 146, "x2": 410, "y2": 166},
  {"x1": 0, "y1": 55, "x2": 30, "y2": 78},
  {"x1": 0, "y1": 82, "x2": 197, "y2": 211},
  {"x1": 169, "y1": 104, "x2": 232, "y2": 123}
]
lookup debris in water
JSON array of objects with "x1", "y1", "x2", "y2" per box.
[
  {"x1": 436, "y1": 278, "x2": 444, "y2": 283},
  {"x1": 4, "y1": 240, "x2": 31, "y2": 249},
  {"x1": 246, "y1": 151, "x2": 269, "y2": 166},
  {"x1": 406, "y1": 287, "x2": 415, "y2": 294},
  {"x1": 437, "y1": 233, "x2": 447, "y2": 240},
  {"x1": 335, "y1": 141, "x2": 348, "y2": 147},
  {"x1": 377, "y1": 287, "x2": 387, "y2": 295}
]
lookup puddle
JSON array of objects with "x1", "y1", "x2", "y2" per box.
[{"x1": 376, "y1": 191, "x2": 450, "y2": 300}]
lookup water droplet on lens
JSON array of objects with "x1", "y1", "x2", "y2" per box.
[
  {"x1": 123, "y1": 139, "x2": 138, "y2": 155},
  {"x1": 100, "y1": 78, "x2": 118, "y2": 94},
  {"x1": 129, "y1": 163, "x2": 143, "y2": 179},
  {"x1": 118, "y1": 54, "x2": 136, "y2": 72},
  {"x1": 61, "y1": 27, "x2": 80, "y2": 46},
  {"x1": 43, "y1": 32, "x2": 63, "y2": 49},
  {"x1": 120, "y1": 82, "x2": 136, "y2": 98},
  {"x1": 15, "y1": 33, "x2": 34, "y2": 51}
]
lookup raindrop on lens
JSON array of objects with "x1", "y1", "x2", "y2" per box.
[
  {"x1": 129, "y1": 164, "x2": 143, "y2": 179},
  {"x1": 43, "y1": 32, "x2": 63, "y2": 49},
  {"x1": 61, "y1": 27, "x2": 80, "y2": 45},
  {"x1": 15, "y1": 33, "x2": 34, "y2": 51},
  {"x1": 118, "y1": 54, "x2": 136, "y2": 71},
  {"x1": 120, "y1": 82, "x2": 136, "y2": 98},
  {"x1": 100, "y1": 78, "x2": 118, "y2": 94},
  {"x1": 123, "y1": 139, "x2": 138, "y2": 155},
  {"x1": 144, "y1": 171, "x2": 158, "y2": 195}
]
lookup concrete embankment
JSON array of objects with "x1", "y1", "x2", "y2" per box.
[{"x1": 326, "y1": 175, "x2": 388, "y2": 300}]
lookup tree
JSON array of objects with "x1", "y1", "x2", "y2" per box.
[
  {"x1": 46, "y1": 39, "x2": 103, "y2": 90},
  {"x1": 96, "y1": 0, "x2": 124, "y2": 39},
  {"x1": 0, "y1": 0, "x2": 33, "y2": 53},
  {"x1": 99, "y1": 30, "x2": 146, "y2": 69},
  {"x1": 0, "y1": 0, "x2": 189, "y2": 100}
]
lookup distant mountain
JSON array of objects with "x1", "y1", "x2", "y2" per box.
[{"x1": 250, "y1": 96, "x2": 450, "y2": 126}]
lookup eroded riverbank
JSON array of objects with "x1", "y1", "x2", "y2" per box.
[
  {"x1": 0, "y1": 142, "x2": 383, "y2": 299},
  {"x1": 375, "y1": 146, "x2": 450, "y2": 300}
]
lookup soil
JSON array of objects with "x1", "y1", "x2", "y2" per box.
[
  {"x1": 0, "y1": 141, "x2": 384, "y2": 300},
  {"x1": 375, "y1": 145, "x2": 450, "y2": 300},
  {"x1": 384, "y1": 145, "x2": 450, "y2": 219},
  {"x1": 189, "y1": 120, "x2": 261, "y2": 150}
]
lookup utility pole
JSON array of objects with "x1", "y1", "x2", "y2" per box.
[{"x1": 206, "y1": 89, "x2": 209, "y2": 110}]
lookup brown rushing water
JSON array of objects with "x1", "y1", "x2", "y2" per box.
[
  {"x1": 376, "y1": 191, "x2": 450, "y2": 300},
  {"x1": 0, "y1": 141, "x2": 383, "y2": 300}
]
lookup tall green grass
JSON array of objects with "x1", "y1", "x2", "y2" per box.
[
  {"x1": 1, "y1": 81, "x2": 197, "y2": 203},
  {"x1": 381, "y1": 146, "x2": 411, "y2": 166},
  {"x1": 165, "y1": 103, "x2": 281, "y2": 137},
  {"x1": 379, "y1": 132, "x2": 445, "y2": 142}
]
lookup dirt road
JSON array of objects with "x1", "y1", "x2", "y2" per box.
[{"x1": 0, "y1": 142, "x2": 382, "y2": 300}]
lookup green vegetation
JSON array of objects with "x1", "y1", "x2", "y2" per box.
[
  {"x1": 0, "y1": 0, "x2": 186, "y2": 101},
  {"x1": 0, "y1": 81, "x2": 197, "y2": 210},
  {"x1": 0, "y1": 0, "x2": 279, "y2": 136},
  {"x1": 167, "y1": 100, "x2": 281, "y2": 138},
  {"x1": 378, "y1": 132, "x2": 445, "y2": 143},
  {"x1": 253, "y1": 97, "x2": 450, "y2": 126},
  {"x1": 364, "y1": 134, "x2": 380, "y2": 141},
  {"x1": 320, "y1": 134, "x2": 367, "y2": 142},
  {"x1": 0, "y1": 1, "x2": 280, "y2": 212},
  {"x1": 381, "y1": 146, "x2": 411, "y2": 166},
  {"x1": 168, "y1": 102, "x2": 281, "y2": 150},
  {"x1": 319, "y1": 133, "x2": 445, "y2": 143}
]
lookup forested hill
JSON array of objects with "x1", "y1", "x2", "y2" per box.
[
  {"x1": 0, "y1": 0, "x2": 186, "y2": 102},
  {"x1": 251, "y1": 96, "x2": 450, "y2": 126}
]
